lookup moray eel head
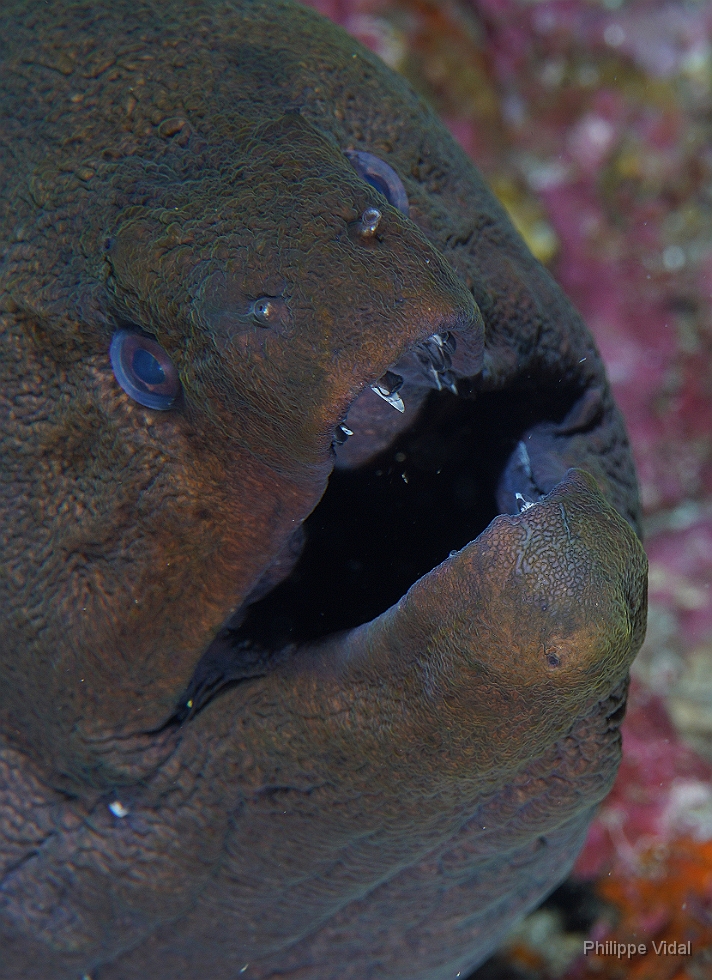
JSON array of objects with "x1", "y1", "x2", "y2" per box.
[{"x1": 0, "y1": 2, "x2": 647, "y2": 978}]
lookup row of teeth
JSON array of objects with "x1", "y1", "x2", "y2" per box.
[
  {"x1": 369, "y1": 331, "x2": 457, "y2": 411},
  {"x1": 335, "y1": 332, "x2": 457, "y2": 445},
  {"x1": 414, "y1": 331, "x2": 458, "y2": 395}
]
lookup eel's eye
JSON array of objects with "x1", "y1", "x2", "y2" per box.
[
  {"x1": 345, "y1": 150, "x2": 409, "y2": 216},
  {"x1": 109, "y1": 330, "x2": 181, "y2": 410}
]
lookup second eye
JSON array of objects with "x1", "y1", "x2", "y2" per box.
[{"x1": 345, "y1": 150, "x2": 409, "y2": 216}]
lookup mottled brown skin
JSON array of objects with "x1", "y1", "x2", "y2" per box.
[{"x1": 0, "y1": 2, "x2": 647, "y2": 978}]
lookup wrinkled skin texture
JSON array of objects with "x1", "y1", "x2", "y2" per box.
[{"x1": 0, "y1": 2, "x2": 647, "y2": 978}]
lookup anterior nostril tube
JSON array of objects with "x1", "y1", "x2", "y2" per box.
[{"x1": 358, "y1": 207, "x2": 382, "y2": 236}]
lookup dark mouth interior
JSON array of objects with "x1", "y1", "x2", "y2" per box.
[
  {"x1": 236, "y1": 381, "x2": 575, "y2": 648},
  {"x1": 176, "y1": 376, "x2": 582, "y2": 718}
]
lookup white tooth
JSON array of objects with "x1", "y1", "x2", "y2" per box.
[
  {"x1": 429, "y1": 367, "x2": 443, "y2": 391},
  {"x1": 341, "y1": 425, "x2": 354, "y2": 436},
  {"x1": 439, "y1": 369, "x2": 458, "y2": 395},
  {"x1": 515, "y1": 441, "x2": 533, "y2": 479},
  {"x1": 515, "y1": 492, "x2": 535, "y2": 512},
  {"x1": 371, "y1": 384, "x2": 405, "y2": 413}
]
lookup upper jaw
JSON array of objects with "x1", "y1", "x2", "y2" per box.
[{"x1": 334, "y1": 317, "x2": 484, "y2": 469}]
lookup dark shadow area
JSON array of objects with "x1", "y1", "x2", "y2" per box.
[{"x1": 236, "y1": 380, "x2": 580, "y2": 649}]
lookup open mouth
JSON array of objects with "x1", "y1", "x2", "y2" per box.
[{"x1": 179, "y1": 326, "x2": 588, "y2": 719}]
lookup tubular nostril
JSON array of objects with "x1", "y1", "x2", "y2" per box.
[{"x1": 357, "y1": 207, "x2": 382, "y2": 237}]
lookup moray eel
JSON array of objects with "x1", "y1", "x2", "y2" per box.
[{"x1": 0, "y1": 1, "x2": 647, "y2": 978}]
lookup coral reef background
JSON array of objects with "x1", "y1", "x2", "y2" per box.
[{"x1": 304, "y1": 1, "x2": 712, "y2": 977}]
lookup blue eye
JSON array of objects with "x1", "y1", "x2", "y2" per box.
[
  {"x1": 110, "y1": 330, "x2": 181, "y2": 410},
  {"x1": 345, "y1": 150, "x2": 409, "y2": 216},
  {"x1": 132, "y1": 347, "x2": 165, "y2": 385}
]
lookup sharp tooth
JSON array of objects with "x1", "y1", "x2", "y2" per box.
[
  {"x1": 515, "y1": 492, "x2": 535, "y2": 513},
  {"x1": 431, "y1": 331, "x2": 456, "y2": 355},
  {"x1": 429, "y1": 347, "x2": 449, "y2": 371},
  {"x1": 418, "y1": 337, "x2": 451, "y2": 373},
  {"x1": 370, "y1": 382, "x2": 405, "y2": 413},
  {"x1": 440, "y1": 370, "x2": 458, "y2": 395},
  {"x1": 428, "y1": 364, "x2": 458, "y2": 394},
  {"x1": 334, "y1": 424, "x2": 354, "y2": 445},
  {"x1": 371, "y1": 371, "x2": 405, "y2": 412}
]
